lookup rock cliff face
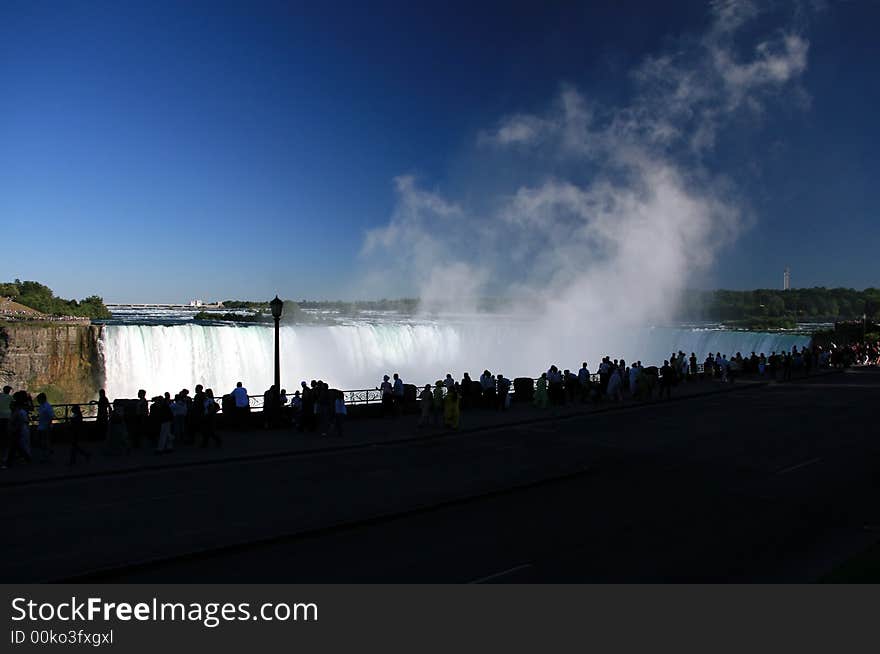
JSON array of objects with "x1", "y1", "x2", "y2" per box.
[{"x1": 0, "y1": 322, "x2": 104, "y2": 403}]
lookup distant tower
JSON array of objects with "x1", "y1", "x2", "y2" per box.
[{"x1": 783, "y1": 266, "x2": 791, "y2": 291}]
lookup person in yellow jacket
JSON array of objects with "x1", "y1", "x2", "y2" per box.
[
  {"x1": 432, "y1": 381, "x2": 445, "y2": 426},
  {"x1": 534, "y1": 373, "x2": 549, "y2": 408},
  {"x1": 444, "y1": 384, "x2": 461, "y2": 430}
]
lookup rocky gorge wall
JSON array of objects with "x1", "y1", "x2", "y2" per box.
[{"x1": 0, "y1": 321, "x2": 104, "y2": 403}]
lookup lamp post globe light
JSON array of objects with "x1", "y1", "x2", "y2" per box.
[{"x1": 270, "y1": 295, "x2": 283, "y2": 415}]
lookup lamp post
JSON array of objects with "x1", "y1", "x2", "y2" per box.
[{"x1": 269, "y1": 295, "x2": 284, "y2": 403}]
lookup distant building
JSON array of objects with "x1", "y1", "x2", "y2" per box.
[
  {"x1": 189, "y1": 299, "x2": 204, "y2": 307},
  {"x1": 783, "y1": 266, "x2": 791, "y2": 291}
]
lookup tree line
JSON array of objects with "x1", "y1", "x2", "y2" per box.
[
  {"x1": 679, "y1": 287, "x2": 880, "y2": 328},
  {"x1": 0, "y1": 280, "x2": 112, "y2": 319}
]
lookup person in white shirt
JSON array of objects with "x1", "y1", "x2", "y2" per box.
[
  {"x1": 628, "y1": 363, "x2": 640, "y2": 397},
  {"x1": 35, "y1": 393, "x2": 54, "y2": 462},
  {"x1": 578, "y1": 363, "x2": 591, "y2": 402}
]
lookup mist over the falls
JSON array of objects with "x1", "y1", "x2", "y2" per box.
[{"x1": 360, "y1": 1, "x2": 810, "y2": 329}]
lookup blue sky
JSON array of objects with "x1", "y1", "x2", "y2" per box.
[{"x1": 1, "y1": 1, "x2": 878, "y2": 303}]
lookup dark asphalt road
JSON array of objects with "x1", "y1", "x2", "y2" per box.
[{"x1": 4, "y1": 369, "x2": 878, "y2": 582}]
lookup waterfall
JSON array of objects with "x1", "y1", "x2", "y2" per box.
[{"x1": 100, "y1": 321, "x2": 811, "y2": 400}]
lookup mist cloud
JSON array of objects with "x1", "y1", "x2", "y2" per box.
[{"x1": 362, "y1": 1, "x2": 812, "y2": 329}]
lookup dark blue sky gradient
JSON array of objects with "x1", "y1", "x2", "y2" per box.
[{"x1": 1, "y1": 1, "x2": 878, "y2": 302}]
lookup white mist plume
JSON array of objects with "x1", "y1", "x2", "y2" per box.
[{"x1": 363, "y1": 2, "x2": 811, "y2": 333}]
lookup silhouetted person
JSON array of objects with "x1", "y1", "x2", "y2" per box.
[
  {"x1": 564, "y1": 369, "x2": 578, "y2": 403},
  {"x1": 534, "y1": 373, "x2": 549, "y2": 408},
  {"x1": 578, "y1": 363, "x2": 591, "y2": 403},
  {"x1": 279, "y1": 388, "x2": 289, "y2": 424},
  {"x1": 300, "y1": 381, "x2": 316, "y2": 432},
  {"x1": 290, "y1": 391, "x2": 303, "y2": 430},
  {"x1": 108, "y1": 402, "x2": 131, "y2": 454},
  {"x1": 432, "y1": 381, "x2": 444, "y2": 425},
  {"x1": 154, "y1": 395, "x2": 174, "y2": 453},
  {"x1": 419, "y1": 384, "x2": 432, "y2": 427},
  {"x1": 460, "y1": 373, "x2": 473, "y2": 409},
  {"x1": 333, "y1": 391, "x2": 347, "y2": 437},
  {"x1": 201, "y1": 389, "x2": 221, "y2": 447},
  {"x1": 660, "y1": 360, "x2": 673, "y2": 399},
  {"x1": 607, "y1": 366, "x2": 623, "y2": 402},
  {"x1": 0, "y1": 386, "x2": 12, "y2": 455},
  {"x1": 444, "y1": 384, "x2": 461, "y2": 430},
  {"x1": 547, "y1": 365, "x2": 563, "y2": 405},
  {"x1": 263, "y1": 385, "x2": 280, "y2": 428},
  {"x1": 94, "y1": 389, "x2": 110, "y2": 438},
  {"x1": 480, "y1": 370, "x2": 496, "y2": 408},
  {"x1": 68, "y1": 405, "x2": 90, "y2": 465},
  {"x1": 380, "y1": 375, "x2": 393, "y2": 417},
  {"x1": 190, "y1": 384, "x2": 205, "y2": 442},
  {"x1": 319, "y1": 382, "x2": 334, "y2": 435},
  {"x1": 232, "y1": 381, "x2": 249, "y2": 430},
  {"x1": 496, "y1": 373, "x2": 510, "y2": 410},
  {"x1": 134, "y1": 389, "x2": 149, "y2": 448},
  {"x1": 4, "y1": 393, "x2": 32, "y2": 467},
  {"x1": 392, "y1": 373, "x2": 404, "y2": 416},
  {"x1": 171, "y1": 394, "x2": 187, "y2": 443}
]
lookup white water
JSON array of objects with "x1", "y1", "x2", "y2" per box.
[{"x1": 100, "y1": 320, "x2": 810, "y2": 399}]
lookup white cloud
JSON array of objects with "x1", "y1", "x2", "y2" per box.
[{"x1": 360, "y1": 2, "x2": 812, "y2": 325}]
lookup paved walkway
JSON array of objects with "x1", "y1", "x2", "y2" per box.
[
  {"x1": 0, "y1": 367, "x2": 866, "y2": 583},
  {"x1": 0, "y1": 371, "x2": 833, "y2": 487}
]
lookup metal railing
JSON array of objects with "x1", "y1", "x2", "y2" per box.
[{"x1": 20, "y1": 363, "x2": 722, "y2": 425}]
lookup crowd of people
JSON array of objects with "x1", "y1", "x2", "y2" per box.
[
  {"x1": 403, "y1": 344, "x2": 835, "y2": 428},
  {"x1": 0, "y1": 342, "x2": 844, "y2": 470}
]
